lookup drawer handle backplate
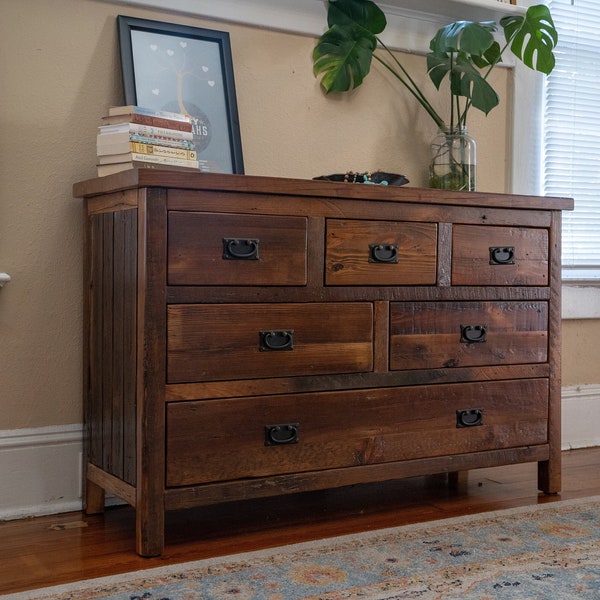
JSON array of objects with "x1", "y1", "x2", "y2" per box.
[
  {"x1": 265, "y1": 423, "x2": 299, "y2": 446},
  {"x1": 460, "y1": 324, "x2": 487, "y2": 343},
  {"x1": 489, "y1": 246, "x2": 515, "y2": 265},
  {"x1": 259, "y1": 330, "x2": 294, "y2": 351},
  {"x1": 223, "y1": 238, "x2": 260, "y2": 260},
  {"x1": 457, "y1": 409, "x2": 484, "y2": 428},
  {"x1": 369, "y1": 243, "x2": 399, "y2": 264}
]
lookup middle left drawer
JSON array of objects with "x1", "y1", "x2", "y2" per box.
[{"x1": 167, "y1": 302, "x2": 374, "y2": 383}]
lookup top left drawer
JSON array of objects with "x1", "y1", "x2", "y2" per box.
[{"x1": 168, "y1": 212, "x2": 308, "y2": 285}]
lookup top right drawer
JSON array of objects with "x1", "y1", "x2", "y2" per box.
[{"x1": 452, "y1": 225, "x2": 548, "y2": 286}]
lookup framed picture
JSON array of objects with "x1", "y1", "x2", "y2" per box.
[{"x1": 117, "y1": 15, "x2": 244, "y2": 174}]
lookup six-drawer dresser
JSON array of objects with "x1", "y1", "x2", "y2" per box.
[{"x1": 74, "y1": 171, "x2": 573, "y2": 556}]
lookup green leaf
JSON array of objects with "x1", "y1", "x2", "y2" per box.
[
  {"x1": 313, "y1": 24, "x2": 377, "y2": 93},
  {"x1": 429, "y1": 21, "x2": 497, "y2": 56},
  {"x1": 427, "y1": 20, "x2": 501, "y2": 116},
  {"x1": 426, "y1": 51, "x2": 451, "y2": 90},
  {"x1": 427, "y1": 49, "x2": 499, "y2": 115},
  {"x1": 471, "y1": 41, "x2": 502, "y2": 69},
  {"x1": 500, "y1": 4, "x2": 558, "y2": 74},
  {"x1": 327, "y1": 0, "x2": 386, "y2": 34},
  {"x1": 313, "y1": 0, "x2": 386, "y2": 93},
  {"x1": 454, "y1": 55, "x2": 499, "y2": 114}
]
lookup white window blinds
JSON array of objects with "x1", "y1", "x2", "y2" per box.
[{"x1": 543, "y1": 0, "x2": 600, "y2": 280}]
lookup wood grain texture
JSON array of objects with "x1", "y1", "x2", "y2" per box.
[
  {"x1": 168, "y1": 212, "x2": 307, "y2": 286},
  {"x1": 73, "y1": 170, "x2": 573, "y2": 212},
  {"x1": 135, "y1": 189, "x2": 167, "y2": 556},
  {"x1": 390, "y1": 301, "x2": 548, "y2": 370},
  {"x1": 165, "y1": 379, "x2": 548, "y2": 486},
  {"x1": 325, "y1": 219, "x2": 437, "y2": 285},
  {"x1": 167, "y1": 302, "x2": 374, "y2": 383},
  {"x1": 77, "y1": 171, "x2": 570, "y2": 557},
  {"x1": 452, "y1": 225, "x2": 549, "y2": 286}
]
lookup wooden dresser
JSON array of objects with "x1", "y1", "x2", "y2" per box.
[{"x1": 74, "y1": 171, "x2": 573, "y2": 556}]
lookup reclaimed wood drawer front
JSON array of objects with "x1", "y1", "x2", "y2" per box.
[
  {"x1": 165, "y1": 378, "x2": 549, "y2": 486},
  {"x1": 325, "y1": 219, "x2": 437, "y2": 285},
  {"x1": 167, "y1": 211, "x2": 308, "y2": 285},
  {"x1": 452, "y1": 225, "x2": 548, "y2": 286},
  {"x1": 390, "y1": 301, "x2": 548, "y2": 370},
  {"x1": 167, "y1": 302, "x2": 373, "y2": 383}
]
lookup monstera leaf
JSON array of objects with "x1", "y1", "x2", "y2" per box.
[
  {"x1": 312, "y1": 1, "x2": 558, "y2": 128},
  {"x1": 427, "y1": 21, "x2": 501, "y2": 116},
  {"x1": 313, "y1": 0, "x2": 386, "y2": 93},
  {"x1": 500, "y1": 4, "x2": 557, "y2": 74}
]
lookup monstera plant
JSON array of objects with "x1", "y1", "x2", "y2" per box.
[{"x1": 313, "y1": 0, "x2": 558, "y2": 189}]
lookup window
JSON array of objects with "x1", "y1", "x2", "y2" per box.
[{"x1": 543, "y1": 0, "x2": 600, "y2": 281}]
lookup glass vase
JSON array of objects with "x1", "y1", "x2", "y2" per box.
[{"x1": 429, "y1": 127, "x2": 476, "y2": 191}]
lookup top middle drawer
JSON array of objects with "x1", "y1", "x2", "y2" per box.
[
  {"x1": 168, "y1": 212, "x2": 308, "y2": 285},
  {"x1": 325, "y1": 219, "x2": 438, "y2": 285}
]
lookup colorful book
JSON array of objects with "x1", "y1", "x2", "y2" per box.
[
  {"x1": 98, "y1": 123, "x2": 194, "y2": 141},
  {"x1": 100, "y1": 113, "x2": 193, "y2": 131},
  {"x1": 97, "y1": 152, "x2": 200, "y2": 175},
  {"x1": 97, "y1": 162, "x2": 197, "y2": 176},
  {"x1": 96, "y1": 142, "x2": 197, "y2": 160},
  {"x1": 97, "y1": 132, "x2": 196, "y2": 151},
  {"x1": 108, "y1": 105, "x2": 190, "y2": 122}
]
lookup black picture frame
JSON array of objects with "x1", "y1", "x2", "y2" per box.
[{"x1": 117, "y1": 15, "x2": 244, "y2": 174}]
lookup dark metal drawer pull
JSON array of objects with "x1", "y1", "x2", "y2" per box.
[
  {"x1": 265, "y1": 423, "x2": 299, "y2": 446},
  {"x1": 489, "y1": 246, "x2": 515, "y2": 265},
  {"x1": 369, "y1": 243, "x2": 399, "y2": 264},
  {"x1": 222, "y1": 238, "x2": 259, "y2": 260},
  {"x1": 460, "y1": 324, "x2": 487, "y2": 343},
  {"x1": 259, "y1": 329, "x2": 294, "y2": 351},
  {"x1": 456, "y1": 409, "x2": 484, "y2": 428}
]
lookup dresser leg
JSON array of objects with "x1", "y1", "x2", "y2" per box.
[
  {"x1": 136, "y1": 503, "x2": 165, "y2": 557},
  {"x1": 84, "y1": 479, "x2": 105, "y2": 515},
  {"x1": 538, "y1": 459, "x2": 561, "y2": 494},
  {"x1": 448, "y1": 470, "x2": 468, "y2": 489}
]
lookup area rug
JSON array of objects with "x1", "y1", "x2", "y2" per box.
[{"x1": 7, "y1": 496, "x2": 600, "y2": 600}]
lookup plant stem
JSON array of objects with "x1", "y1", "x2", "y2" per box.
[
  {"x1": 373, "y1": 41, "x2": 446, "y2": 129},
  {"x1": 460, "y1": 39, "x2": 510, "y2": 124}
]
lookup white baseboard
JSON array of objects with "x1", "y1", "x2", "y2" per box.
[
  {"x1": 1, "y1": 385, "x2": 599, "y2": 521},
  {"x1": 561, "y1": 384, "x2": 600, "y2": 450},
  {"x1": 0, "y1": 424, "x2": 84, "y2": 521}
]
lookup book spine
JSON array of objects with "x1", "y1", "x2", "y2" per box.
[
  {"x1": 101, "y1": 114, "x2": 193, "y2": 132},
  {"x1": 109, "y1": 106, "x2": 190, "y2": 122},
  {"x1": 98, "y1": 123, "x2": 194, "y2": 141},
  {"x1": 129, "y1": 153, "x2": 199, "y2": 167},
  {"x1": 129, "y1": 143, "x2": 197, "y2": 160},
  {"x1": 97, "y1": 157, "x2": 199, "y2": 176},
  {"x1": 97, "y1": 133, "x2": 195, "y2": 150}
]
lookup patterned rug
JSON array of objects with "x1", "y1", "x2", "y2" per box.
[{"x1": 8, "y1": 496, "x2": 600, "y2": 599}]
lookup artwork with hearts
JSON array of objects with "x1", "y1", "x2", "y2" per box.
[{"x1": 118, "y1": 16, "x2": 244, "y2": 174}]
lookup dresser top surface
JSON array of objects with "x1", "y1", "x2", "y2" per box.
[{"x1": 74, "y1": 170, "x2": 574, "y2": 212}]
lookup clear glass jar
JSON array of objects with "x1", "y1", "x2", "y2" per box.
[{"x1": 429, "y1": 127, "x2": 476, "y2": 191}]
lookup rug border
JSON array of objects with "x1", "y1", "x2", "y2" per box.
[{"x1": 7, "y1": 494, "x2": 600, "y2": 600}]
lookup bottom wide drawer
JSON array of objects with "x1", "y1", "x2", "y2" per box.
[{"x1": 165, "y1": 378, "x2": 549, "y2": 487}]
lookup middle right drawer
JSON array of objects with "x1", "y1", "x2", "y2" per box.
[{"x1": 390, "y1": 301, "x2": 548, "y2": 370}]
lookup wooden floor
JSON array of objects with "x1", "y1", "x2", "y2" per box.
[{"x1": 1, "y1": 447, "x2": 599, "y2": 595}]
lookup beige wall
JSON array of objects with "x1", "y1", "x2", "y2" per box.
[{"x1": 0, "y1": 0, "x2": 596, "y2": 430}]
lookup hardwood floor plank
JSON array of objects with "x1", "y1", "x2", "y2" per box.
[{"x1": 0, "y1": 447, "x2": 598, "y2": 595}]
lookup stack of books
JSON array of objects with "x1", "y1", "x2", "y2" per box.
[{"x1": 96, "y1": 106, "x2": 200, "y2": 176}]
